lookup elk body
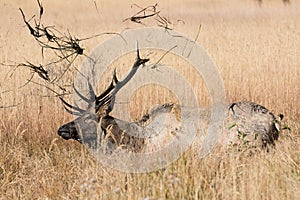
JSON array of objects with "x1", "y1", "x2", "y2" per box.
[
  {"x1": 224, "y1": 101, "x2": 281, "y2": 148},
  {"x1": 58, "y1": 50, "x2": 282, "y2": 153}
]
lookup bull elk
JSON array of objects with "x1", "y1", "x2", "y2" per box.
[{"x1": 58, "y1": 49, "x2": 283, "y2": 153}]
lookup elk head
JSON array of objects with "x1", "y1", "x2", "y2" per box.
[{"x1": 58, "y1": 48, "x2": 149, "y2": 149}]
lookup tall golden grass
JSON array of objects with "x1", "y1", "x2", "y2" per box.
[{"x1": 0, "y1": 0, "x2": 299, "y2": 199}]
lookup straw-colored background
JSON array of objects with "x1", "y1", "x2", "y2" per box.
[{"x1": 0, "y1": 0, "x2": 299, "y2": 199}]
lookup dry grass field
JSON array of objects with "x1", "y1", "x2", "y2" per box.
[{"x1": 0, "y1": 0, "x2": 299, "y2": 199}]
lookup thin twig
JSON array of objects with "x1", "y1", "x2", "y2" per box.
[
  {"x1": 150, "y1": 45, "x2": 177, "y2": 69},
  {"x1": 187, "y1": 24, "x2": 202, "y2": 57}
]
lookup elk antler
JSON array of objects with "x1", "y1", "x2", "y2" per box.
[
  {"x1": 95, "y1": 47, "x2": 149, "y2": 114},
  {"x1": 59, "y1": 45, "x2": 149, "y2": 117},
  {"x1": 59, "y1": 96, "x2": 85, "y2": 116}
]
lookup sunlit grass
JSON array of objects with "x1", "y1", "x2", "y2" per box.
[{"x1": 0, "y1": 0, "x2": 299, "y2": 199}]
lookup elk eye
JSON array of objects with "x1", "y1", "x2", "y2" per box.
[{"x1": 84, "y1": 118, "x2": 91, "y2": 123}]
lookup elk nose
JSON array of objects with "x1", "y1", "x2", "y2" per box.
[
  {"x1": 58, "y1": 125, "x2": 72, "y2": 140},
  {"x1": 58, "y1": 123, "x2": 82, "y2": 143}
]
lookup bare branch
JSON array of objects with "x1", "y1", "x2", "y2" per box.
[
  {"x1": 0, "y1": 103, "x2": 21, "y2": 109},
  {"x1": 123, "y1": 4, "x2": 160, "y2": 24},
  {"x1": 37, "y1": 0, "x2": 43, "y2": 20},
  {"x1": 16, "y1": 2, "x2": 128, "y2": 97},
  {"x1": 18, "y1": 62, "x2": 50, "y2": 82},
  {"x1": 123, "y1": 3, "x2": 182, "y2": 31},
  {"x1": 150, "y1": 45, "x2": 177, "y2": 69},
  {"x1": 29, "y1": 80, "x2": 64, "y2": 96},
  {"x1": 186, "y1": 24, "x2": 202, "y2": 57}
]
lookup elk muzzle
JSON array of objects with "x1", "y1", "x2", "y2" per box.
[{"x1": 58, "y1": 121, "x2": 82, "y2": 143}]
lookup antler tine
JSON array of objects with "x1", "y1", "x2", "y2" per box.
[
  {"x1": 135, "y1": 42, "x2": 149, "y2": 67},
  {"x1": 87, "y1": 81, "x2": 96, "y2": 100},
  {"x1": 107, "y1": 46, "x2": 150, "y2": 112},
  {"x1": 94, "y1": 44, "x2": 149, "y2": 115},
  {"x1": 92, "y1": 70, "x2": 117, "y2": 113},
  {"x1": 59, "y1": 97, "x2": 85, "y2": 114},
  {"x1": 62, "y1": 105, "x2": 82, "y2": 116},
  {"x1": 95, "y1": 78, "x2": 115, "y2": 103},
  {"x1": 111, "y1": 46, "x2": 149, "y2": 94},
  {"x1": 136, "y1": 42, "x2": 141, "y2": 60},
  {"x1": 73, "y1": 84, "x2": 91, "y2": 103},
  {"x1": 113, "y1": 68, "x2": 119, "y2": 84}
]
